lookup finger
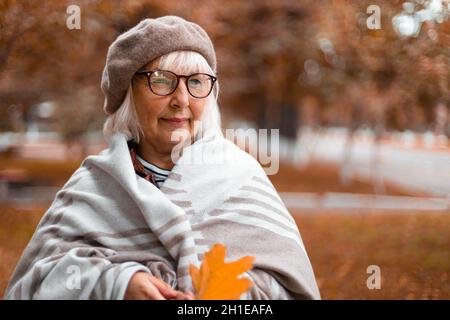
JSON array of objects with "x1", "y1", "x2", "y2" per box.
[
  {"x1": 148, "y1": 276, "x2": 178, "y2": 298},
  {"x1": 142, "y1": 281, "x2": 167, "y2": 300},
  {"x1": 174, "y1": 291, "x2": 196, "y2": 300},
  {"x1": 186, "y1": 292, "x2": 195, "y2": 300},
  {"x1": 149, "y1": 275, "x2": 174, "y2": 290}
]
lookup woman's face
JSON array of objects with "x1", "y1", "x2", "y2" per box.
[{"x1": 132, "y1": 60, "x2": 208, "y2": 154}]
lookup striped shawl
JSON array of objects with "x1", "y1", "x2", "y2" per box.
[{"x1": 4, "y1": 131, "x2": 320, "y2": 300}]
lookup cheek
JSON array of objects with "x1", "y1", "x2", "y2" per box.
[
  {"x1": 136, "y1": 100, "x2": 167, "y2": 128},
  {"x1": 191, "y1": 101, "x2": 207, "y2": 120},
  {"x1": 136, "y1": 105, "x2": 155, "y2": 125},
  {"x1": 133, "y1": 85, "x2": 167, "y2": 123},
  {"x1": 145, "y1": 106, "x2": 163, "y2": 123}
]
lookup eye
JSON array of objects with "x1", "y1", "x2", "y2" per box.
[
  {"x1": 152, "y1": 78, "x2": 171, "y2": 84},
  {"x1": 188, "y1": 78, "x2": 202, "y2": 86},
  {"x1": 151, "y1": 73, "x2": 175, "y2": 86}
]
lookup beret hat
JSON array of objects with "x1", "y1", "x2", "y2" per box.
[{"x1": 101, "y1": 15, "x2": 217, "y2": 115}]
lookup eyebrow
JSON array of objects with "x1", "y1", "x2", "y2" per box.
[{"x1": 137, "y1": 66, "x2": 150, "y2": 73}]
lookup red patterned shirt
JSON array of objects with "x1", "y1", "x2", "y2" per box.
[{"x1": 127, "y1": 140, "x2": 157, "y2": 187}]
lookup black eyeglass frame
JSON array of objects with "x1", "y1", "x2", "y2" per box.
[{"x1": 135, "y1": 70, "x2": 217, "y2": 99}]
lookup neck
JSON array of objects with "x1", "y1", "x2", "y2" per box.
[{"x1": 136, "y1": 141, "x2": 175, "y2": 170}]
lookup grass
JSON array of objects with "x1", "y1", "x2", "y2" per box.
[
  {"x1": 0, "y1": 205, "x2": 47, "y2": 297},
  {"x1": 294, "y1": 210, "x2": 450, "y2": 299},
  {"x1": 268, "y1": 162, "x2": 415, "y2": 196},
  {"x1": 0, "y1": 156, "x2": 81, "y2": 186}
]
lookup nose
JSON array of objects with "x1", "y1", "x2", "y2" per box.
[{"x1": 170, "y1": 78, "x2": 190, "y2": 108}]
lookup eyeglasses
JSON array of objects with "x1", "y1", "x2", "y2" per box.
[{"x1": 135, "y1": 70, "x2": 217, "y2": 99}]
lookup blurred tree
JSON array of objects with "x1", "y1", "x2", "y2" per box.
[{"x1": 0, "y1": 0, "x2": 448, "y2": 143}]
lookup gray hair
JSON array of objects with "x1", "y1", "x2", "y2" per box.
[{"x1": 102, "y1": 50, "x2": 222, "y2": 144}]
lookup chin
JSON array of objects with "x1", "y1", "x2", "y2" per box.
[{"x1": 163, "y1": 131, "x2": 188, "y2": 144}]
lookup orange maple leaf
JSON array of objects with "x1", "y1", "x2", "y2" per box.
[{"x1": 189, "y1": 243, "x2": 255, "y2": 300}]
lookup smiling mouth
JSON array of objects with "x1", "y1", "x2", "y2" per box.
[{"x1": 160, "y1": 118, "x2": 189, "y2": 128}]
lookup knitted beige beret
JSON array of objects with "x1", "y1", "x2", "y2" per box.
[{"x1": 101, "y1": 16, "x2": 217, "y2": 115}]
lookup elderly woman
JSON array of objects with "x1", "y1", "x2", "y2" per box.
[{"x1": 4, "y1": 16, "x2": 320, "y2": 300}]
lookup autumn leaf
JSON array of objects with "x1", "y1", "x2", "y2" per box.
[{"x1": 189, "y1": 243, "x2": 255, "y2": 300}]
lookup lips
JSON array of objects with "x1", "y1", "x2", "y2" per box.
[{"x1": 161, "y1": 117, "x2": 189, "y2": 128}]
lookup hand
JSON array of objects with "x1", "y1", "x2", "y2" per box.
[{"x1": 124, "y1": 271, "x2": 195, "y2": 300}]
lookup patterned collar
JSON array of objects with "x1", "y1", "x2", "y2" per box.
[{"x1": 127, "y1": 140, "x2": 157, "y2": 186}]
